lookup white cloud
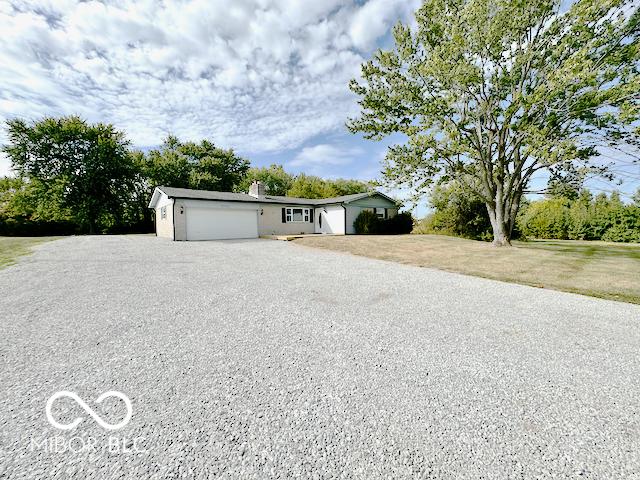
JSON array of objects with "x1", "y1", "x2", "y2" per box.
[
  {"x1": 0, "y1": 153, "x2": 10, "y2": 176},
  {"x1": 349, "y1": 0, "x2": 421, "y2": 51},
  {"x1": 0, "y1": 0, "x2": 417, "y2": 176},
  {"x1": 290, "y1": 143, "x2": 363, "y2": 168}
]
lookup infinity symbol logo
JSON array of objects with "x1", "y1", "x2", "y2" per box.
[{"x1": 45, "y1": 391, "x2": 133, "y2": 431}]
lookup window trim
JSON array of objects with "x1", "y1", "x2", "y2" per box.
[{"x1": 285, "y1": 207, "x2": 311, "y2": 223}]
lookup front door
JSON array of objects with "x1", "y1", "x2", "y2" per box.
[{"x1": 316, "y1": 208, "x2": 328, "y2": 234}]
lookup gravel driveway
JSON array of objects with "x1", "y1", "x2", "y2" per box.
[{"x1": 1, "y1": 235, "x2": 639, "y2": 479}]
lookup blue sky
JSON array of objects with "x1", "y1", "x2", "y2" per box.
[{"x1": 0, "y1": 0, "x2": 638, "y2": 216}]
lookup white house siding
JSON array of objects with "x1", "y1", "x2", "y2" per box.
[
  {"x1": 315, "y1": 205, "x2": 346, "y2": 234},
  {"x1": 258, "y1": 204, "x2": 315, "y2": 236},
  {"x1": 174, "y1": 199, "x2": 259, "y2": 241},
  {"x1": 154, "y1": 193, "x2": 174, "y2": 239}
]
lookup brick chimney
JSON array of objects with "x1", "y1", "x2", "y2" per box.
[{"x1": 249, "y1": 181, "x2": 265, "y2": 197}]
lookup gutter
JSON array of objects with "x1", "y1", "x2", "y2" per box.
[{"x1": 164, "y1": 195, "x2": 318, "y2": 207}]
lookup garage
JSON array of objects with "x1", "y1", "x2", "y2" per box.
[{"x1": 185, "y1": 207, "x2": 258, "y2": 240}]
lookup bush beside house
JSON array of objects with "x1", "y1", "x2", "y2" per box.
[{"x1": 353, "y1": 211, "x2": 413, "y2": 235}]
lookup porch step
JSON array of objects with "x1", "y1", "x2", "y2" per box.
[{"x1": 260, "y1": 234, "x2": 340, "y2": 241}]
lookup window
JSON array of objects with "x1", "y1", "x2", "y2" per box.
[
  {"x1": 363, "y1": 207, "x2": 385, "y2": 218},
  {"x1": 285, "y1": 207, "x2": 310, "y2": 223},
  {"x1": 160, "y1": 206, "x2": 167, "y2": 219}
]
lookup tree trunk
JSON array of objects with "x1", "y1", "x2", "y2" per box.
[{"x1": 486, "y1": 203, "x2": 512, "y2": 247}]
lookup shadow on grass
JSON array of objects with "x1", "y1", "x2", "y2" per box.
[{"x1": 515, "y1": 240, "x2": 640, "y2": 261}]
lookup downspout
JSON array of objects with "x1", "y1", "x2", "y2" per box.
[
  {"x1": 342, "y1": 203, "x2": 347, "y2": 235},
  {"x1": 172, "y1": 199, "x2": 176, "y2": 241}
]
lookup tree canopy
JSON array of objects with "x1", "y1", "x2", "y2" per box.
[
  {"x1": 348, "y1": 0, "x2": 640, "y2": 245},
  {"x1": 142, "y1": 136, "x2": 250, "y2": 192},
  {"x1": 517, "y1": 189, "x2": 640, "y2": 242},
  {"x1": 236, "y1": 164, "x2": 294, "y2": 196},
  {"x1": 3, "y1": 116, "x2": 138, "y2": 233},
  {"x1": 287, "y1": 174, "x2": 370, "y2": 199}
]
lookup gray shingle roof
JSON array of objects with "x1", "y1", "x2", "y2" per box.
[
  {"x1": 156, "y1": 186, "x2": 260, "y2": 203},
  {"x1": 154, "y1": 186, "x2": 397, "y2": 206}
]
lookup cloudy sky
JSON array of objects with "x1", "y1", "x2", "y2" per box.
[
  {"x1": 0, "y1": 0, "x2": 419, "y2": 185},
  {"x1": 1, "y1": 0, "x2": 637, "y2": 212}
]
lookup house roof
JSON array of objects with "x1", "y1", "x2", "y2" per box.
[{"x1": 148, "y1": 186, "x2": 398, "y2": 208}]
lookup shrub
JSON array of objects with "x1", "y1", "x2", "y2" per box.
[
  {"x1": 567, "y1": 198, "x2": 593, "y2": 240},
  {"x1": 601, "y1": 205, "x2": 640, "y2": 242},
  {"x1": 517, "y1": 198, "x2": 571, "y2": 239},
  {"x1": 415, "y1": 181, "x2": 494, "y2": 240},
  {"x1": 354, "y1": 210, "x2": 414, "y2": 235},
  {"x1": 383, "y1": 212, "x2": 414, "y2": 234},
  {"x1": 602, "y1": 223, "x2": 640, "y2": 242},
  {"x1": 516, "y1": 190, "x2": 640, "y2": 242},
  {"x1": 0, "y1": 215, "x2": 80, "y2": 236},
  {"x1": 353, "y1": 210, "x2": 380, "y2": 234}
]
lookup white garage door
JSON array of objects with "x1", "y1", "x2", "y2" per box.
[{"x1": 186, "y1": 207, "x2": 258, "y2": 240}]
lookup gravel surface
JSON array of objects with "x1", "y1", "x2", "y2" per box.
[{"x1": 0, "y1": 235, "x2": 639, "y2": 479}]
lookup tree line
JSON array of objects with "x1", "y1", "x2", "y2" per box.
[
  {"x1": 0, "y1": 116, "x2": 370, "y2": 236},
  {"x1": 416, "y1": 180, "x2": 640, "y2": 243}
]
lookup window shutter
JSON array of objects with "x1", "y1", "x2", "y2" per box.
[
  {"x1": 384, "y1": 208, "x2": 388, "y2": 219},
  {"x1": 282, "y1": 208, "x2": 286, "y2": 223},
  {"x1": 309, "y1": 209, "x2": 314, "y2": 223}
]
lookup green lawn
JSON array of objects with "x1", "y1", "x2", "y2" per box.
[
  {"x1": 295, "y1": 235, "x2": 640, "y2": 304},
  {"x1": 0, "y1": 237, "x2": 61, "y2": 269}
]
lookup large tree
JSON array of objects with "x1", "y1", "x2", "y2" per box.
[
  {"x1": 142, "y1": 136, "x2": 250, "y2": 192},
  {"x1": 287, "y1": 174, "x2": 370, "y2": 199},
  {"x1": 348, "y1": 0, "x2": 640, "y2": 245},
  {"x1": 235, "y1": 164, "x2": 293, "y2": 196},
  {"x1": 3, "y1": 116, "x2": 139, "y2": 233}
]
